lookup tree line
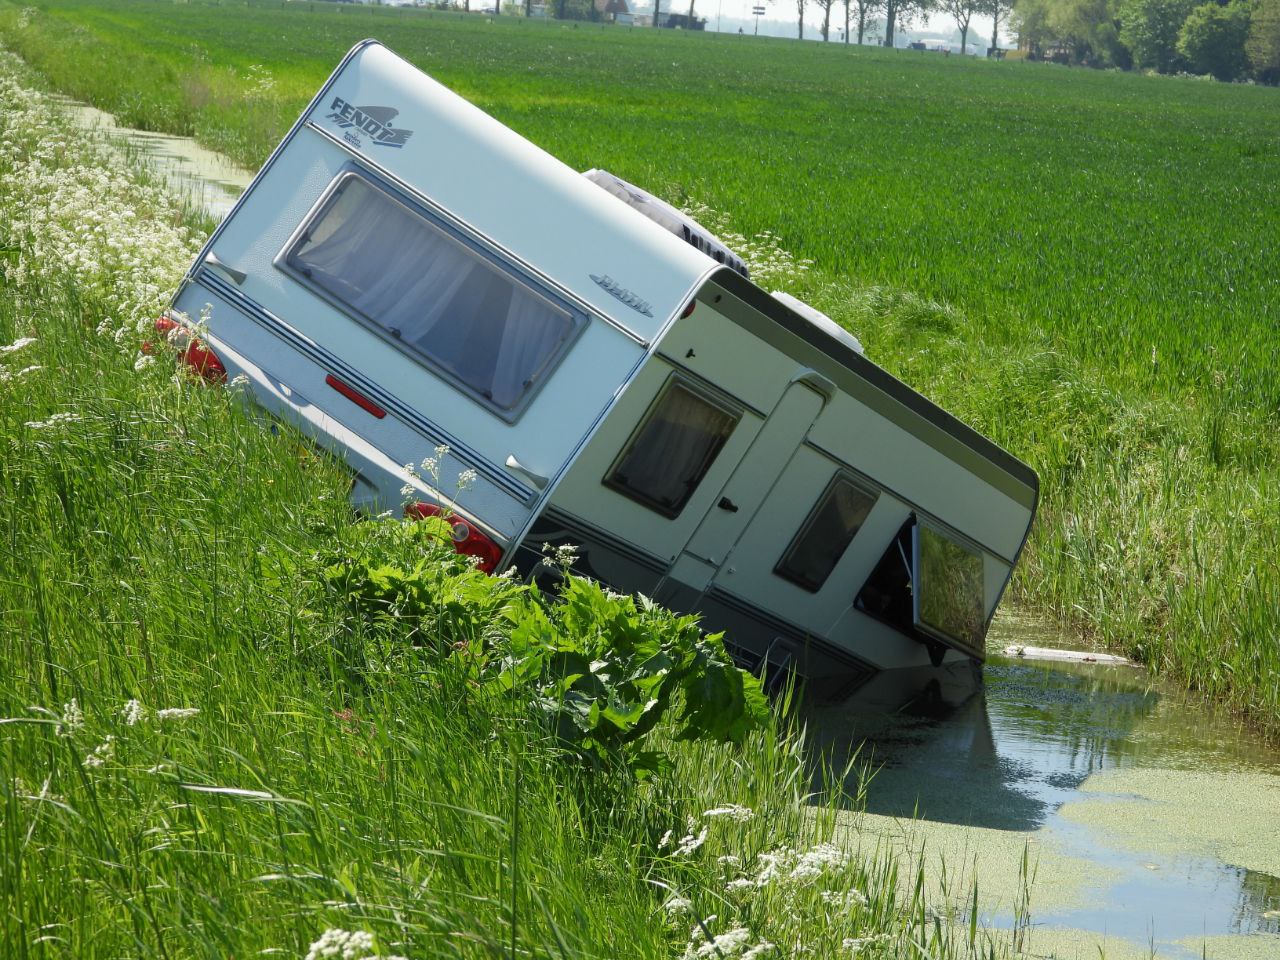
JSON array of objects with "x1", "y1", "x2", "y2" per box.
[{"x1": 1013, "y1": 0, "x2": 1279, "y2": 80}]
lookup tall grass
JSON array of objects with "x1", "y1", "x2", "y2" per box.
[
  {"x1": 0, "y1": 54, "x2": 1021, "y2": 958},
  {"x1": 2, "y1": 0, "x2": 1277, "y2": 734}
]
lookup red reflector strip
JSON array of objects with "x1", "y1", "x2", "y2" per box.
[{"x1": 325, "y1": 374, "x2": 386, "y2": 419}]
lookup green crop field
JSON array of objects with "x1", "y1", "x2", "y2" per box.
[
  {"x1": 1, "y1": 3, "x2": 1278, "y2": 955},
  {"x1": 1, "y1": 0, "x2": 1277, "y2": 725}
]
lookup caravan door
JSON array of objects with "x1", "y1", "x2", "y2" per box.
[{"x1": 660, "y1": 377, "x2": 828, "y2": 593}]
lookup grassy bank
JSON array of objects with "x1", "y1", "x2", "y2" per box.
[
  {"x1": 3, "y1": 0, "x2": 1274, "y2": 732},
  {"x1": 0, "y1": 51, "x2": 1025, "y2": 959}
]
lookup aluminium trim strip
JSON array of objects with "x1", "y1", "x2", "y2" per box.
[
  {"x1": 537, "y1": 506, "x2": 670, "y2": 574},
  {"x1": 195, "y1": 270, "x2": 535, "y2": 502}
]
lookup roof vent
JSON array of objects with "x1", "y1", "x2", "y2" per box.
[
  {"x1": 770, "y1": 291, "x2": 864, "y2": 355},
  {"x1": 582, "y1": 169, "x2": 749, "y2": 279}
]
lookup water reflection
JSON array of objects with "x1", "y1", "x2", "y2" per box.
[{"x1": 804, "y1": 649, "x2": 1280, "y2": 954}]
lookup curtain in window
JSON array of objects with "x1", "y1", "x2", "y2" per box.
[
  {"x1": 292, "y1": 177, "x2": 574, "y2": 411},
  {"x1": 612, "y1": 385, "x2": 737, "y2": 513}
]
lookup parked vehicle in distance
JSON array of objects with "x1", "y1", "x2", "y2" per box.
[{"x1": 169, "y1": 40, "x2": 1038, "y2": 695}]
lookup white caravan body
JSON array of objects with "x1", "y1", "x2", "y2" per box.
[{"x1": 171, "y1": 40, "x2": 1038, "y2": 688}]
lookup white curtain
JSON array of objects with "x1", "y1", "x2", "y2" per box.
[
  {"x1": 613, "y1": 386, "x2": 736, "y2": 510},
  {"x1": 294, "y1": 177, "x2": 573, "y2": 411}
]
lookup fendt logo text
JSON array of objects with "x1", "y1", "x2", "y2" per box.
[{"x1": 325, "y1": 97, "x2": 414, "y2": 148}]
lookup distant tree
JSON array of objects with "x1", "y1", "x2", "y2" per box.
[
  {"x1": 986, "y1": 0, "x2": 1013, "y2": 50},
  {"x1": 1118, "y1": 0, "x2": 1197, "y2": 71},
  {"x1": 846, "y1": 0, "x2": 885, "y2": 41},
  {"x1": 884, "y1": 0, "x2": 934, "y2": 46},
  {"x1": 1015, "y1": 0, "x2": 1127, "y2": 64},
  {"x1": 1177, "y1": 1, "x2": 1252, "y2": 78},
  {"x1": 817, "y1": 0, "x2": 839, "y2": 37},
  {"x1": 940, "y1": 0, "x2": 984, "y2": 50},
  {"x1": 1246, "y1": 0, "x2": 1280, "y2": 80},
  {"x1": 797, "y1": 0, "x2": 809, "y2": 37}
]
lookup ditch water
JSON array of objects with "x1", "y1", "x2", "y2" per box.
[
  {"x1": 812, "y1": 616, "x2": 1280, "y2": 959},
  {"x1": 52, "y1": 95, "x2": 252, "y2": 221},
  {"x1": 53, "y1": 94, "x2": 1280, "y2": 960}
]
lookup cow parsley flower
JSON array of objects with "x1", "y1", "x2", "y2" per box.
[
  {"x1": 304, "y1": 928, "x2": 378, "y2": 960},
  {"x1": 704, "y1": 804, "x2": 753, "y2": 822},
  {"x1": 0, "y1": 336, "x2": 35, "y2": 354},
  {"x1": 156, "y1": 707, "x2": 200, "y2": 722},
  {"x1": 25, "y1": 412, "x2": 79, "y2": 430},
  {"x1": 120, "y1": 699, "x2": 144, "y2": 726},
  {"x1": 664, "y1": 895, "x2": 692, "y2": 915},
  {"x1": 673, "y1": 826, "x2": 708, "y2": 856},
  {"x1": 84, "y1": 735, "x2": 115, "y2": 768},
  {"x1": 59, "y1": 698, "x2": 84, "y2": 736},
  {"x1": 456, "y1": 468, "x2": 478, "y2": 491}
]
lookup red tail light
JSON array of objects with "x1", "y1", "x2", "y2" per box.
[
  {"x1": 154, "y1": 316, "x2": 179, "y2": 336},
  {"x1": 405, "y1": 502, "x2": 503, "y2": 573},
  {"x1": 184, "y1": 341, "x2": 226, "y2": 383}
]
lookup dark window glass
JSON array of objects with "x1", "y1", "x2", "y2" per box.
[
  {"x1": 775, "y1": 476, "x2": 877, "y2": 592},
  {"x1": 915, "y1": 524, "x2": 985, "y2": 653},
  {"x1": 284, "y1": 174, "x2": 578, "y2": 414},
  {"x1": 605, "y1": 380, "x2": 739, "y2": 518}
]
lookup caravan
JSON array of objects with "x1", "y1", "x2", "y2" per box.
[{"x1": 169, "y1": 40, "x2": 1037, "y2": 690}]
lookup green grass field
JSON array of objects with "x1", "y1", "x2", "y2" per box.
[
  {"x1": 0, "y1": 48, "x2": 1028, "y2": 957},
  {"x1": 1, "y1": 0, "x2": 1278, "y2": 729},
  {"x1": 1, "y1": 5, "x2": 1277, "y2": 954}
]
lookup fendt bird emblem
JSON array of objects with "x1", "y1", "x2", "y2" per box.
[{"x1": 325, "y1": 97, "x2": 414, "y2": 148}]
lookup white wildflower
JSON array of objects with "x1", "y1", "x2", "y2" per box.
[
  {"x1": 743, "y1": 943, "x2": 776, "y2": 960},
  {"x1": 456, "y1": 468, "x2": 478, "y2": 491},
  {"x1": 822, "y1": 888, "x2": 869, "y2": 908},
  {"x1": 0, "y1": 364, "x2": 41, "y2": 383},
  {"x1": 25, "y1": 412, "x2": 80, "y2": 430},
  {"x1": 725, "y1": 878, "x2": 757, "y2": 896},
  {"x1": 84, "y1": 735, "x2": 115, "y2": 768},
  {"x1": 789, "y1": 843, "x2": 849, "y2": 882},
  {"x1": 228, "y1": 373, "x2": 250, "y2": 388},
  {"x1": 120, "y1": 699, "x2": 144, "y2": 726},
  {"x1": 156, "y1": 707, "x2": 200, "y2": 722},
  {"x1": 133, "y1": 353, "x2": 155, "y2": 371},
  {"x1": 59, "y1": 698, "x2": 84, "y2": 736},
  {"x1": 686, "y1": 926, "x2": 752, "y2": 959},
  {"x1": 304, "y1": 928, "x2": 377, "y2": 960},
  {"x1": 673, "y1": 826, "x2": 708, "y2": 856},
  {"x1": 399, "y1": 484, "x2": 415, "y2": 498},
  {"x1": 433, "y1": 443, "x2": 450, "y2": 458},
  {"x1": 704, "y1": 804, "x2": 753, "y2": 822},
  {"x1": 658, "y1": 828, "x2": 674, "y2": 849},
  {"x1": 718, "y1": 855, "x2": 742, "y2": 868},
  {"x1": 664, "y1": 895, "x2": 692, "y2": 915},
  {"x1": 542, "y1": 541, "x2": 578, "y2": 571},
  {"x1": 0, "y1": 336, "x2": 35, "y2": 354}
]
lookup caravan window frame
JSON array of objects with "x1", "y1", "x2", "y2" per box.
[
  {"x1": 773, "y1": 472, "x2": 879, "y2": 593},
  {"x1": 603, "y1": 374, "x2": 743, "y2": 519},
  {"x1": 275, "y1": 166, "x2": 588, "y2": 423}
]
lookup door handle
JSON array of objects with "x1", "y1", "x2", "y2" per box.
[
  {"x1": 505, "y1": 454, "x2": 549, "y2": 491},
  {"x1": 205, "y1": 252, "x2": 247, "y2": 286}
]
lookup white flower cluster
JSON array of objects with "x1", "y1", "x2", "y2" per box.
[
  {"x1": 680, "y1": 201, "x2": 814, "y2": 290},
  {"x1": 683, "y1": 924, "x2": 774, "y2": 960},
  {"x1": 58, "y1": 698, "x2": 84, "y2": 736},
  {"x1": 24, "y1": 412, "x2": 79, "y2": 430},
  {"x1": 84, "y1": 735, "x2": 116, "y2": 769},
  {"x1": 0, "y1": 54, "x2": 200, "y2": 339},
  {"x1": 156, "y1": 707, "x2": 200, "y2": 722},
  {"x1": 304, "y1": 927, "x2": 407, "y2": 960},
  {"x1": 703, "y1": 804, "x2": 754, "y2": 823}
]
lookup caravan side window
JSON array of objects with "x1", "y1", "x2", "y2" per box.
[
  {"x1": 605, "y1": 378, "x2": 740, "y2": 518},
  {"x1": 775, "y1": 475, "x2": 877, "y2": 592},
  {"x1": 281, "y1": 172, "x2": 583, "y2": 418}
]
